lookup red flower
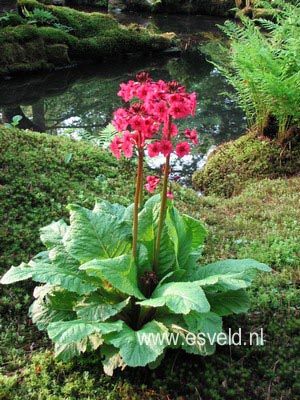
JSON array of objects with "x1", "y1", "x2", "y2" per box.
[
  {"x1": 110, "y1": 73, "x2": 197, "y2": 161},
  {"x1": 148, "y1": 142, "x2": 161, "y2": 158},
  {"x1": 145, "y1": 175, "x2": 160, "y2": 193},
  {"x1": 162, "y1": 122, "x2": 178, "y2": 139},
  {"x1": 184, "y1": 128, "x2": 198, "y2": 145},
  {"x1": 159, "y1": 140, "x2": 174, "y2": 157},
  {"x1": 110, "y1": 136, "x2": 122, "y2": 159},
  {"x1": 167, "y1": 190, "x2": 174, "y2": 199},
  {"x1": 121, "y1": 141, "x2": 133, "y2": 158},
  {"x1": 176, "y1": 142, "x2": 190, "y2": 158}
]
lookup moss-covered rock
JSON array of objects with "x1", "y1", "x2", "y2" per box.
[
  {"x1": 0, "y1": 0, "x2": 172, "y2": 75},
  {"x1": 192, "y1": 133, "x2": 300, "y2": 197},
  {"x1": 45, "y1": 43, "x2": 70, "y2": 64}
]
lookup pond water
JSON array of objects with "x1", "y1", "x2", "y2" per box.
[{"x1": 0, "y1": 14, "x2": 246, "y2": 185}]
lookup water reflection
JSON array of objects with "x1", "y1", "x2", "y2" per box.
[{"x1": 0, "y1": 30, "x2": 246, "y2": 184}]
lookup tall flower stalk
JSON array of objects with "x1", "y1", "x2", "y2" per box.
[
  {"x1": 110, "y1": 72, "x2": 198, "y2": 268},
  {"x1": 132, "y1": 146, "x2": 144, "y2": 259}
]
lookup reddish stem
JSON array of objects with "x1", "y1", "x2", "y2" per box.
[{"x1": 132, "y1": 142, "x2": 144, "y2": 259}]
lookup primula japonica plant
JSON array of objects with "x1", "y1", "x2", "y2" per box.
[{"x1": 1, "y1": 73, "x2": 271, "y2": 375}]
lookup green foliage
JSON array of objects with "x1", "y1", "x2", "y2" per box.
[
  {"x1": 211, "y1": 0, "x2": 300, "y2": 140},
  {"x1": 0, "y1": 11, "x2": 24, "y2": 28},
  {"x1": 22, "y1": 6, "x2": 58, "y2": 26},
  {"x1": 192, "y1": 133, "x2": 300, "y2": 197},
  {"x1": 4, "y1": 114, "x2": 23, "y2": 128},
  {"x1": 1, "y1": 187, "x2": 271, "y2": 373}
]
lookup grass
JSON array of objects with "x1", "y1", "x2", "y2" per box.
[{"x1": 0, "y1": 126, "x2": 299, "y2": 399}]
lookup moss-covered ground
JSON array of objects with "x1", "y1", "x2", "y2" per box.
[
  {"x1": 0, "y1": 127, "x2": 299, "y2": 399},
  {"x1": 0, "y1": 0, "x2": 171, "y2": 75}
]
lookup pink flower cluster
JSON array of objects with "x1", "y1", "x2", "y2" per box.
[{"x1": 110, "y1": 72, "x2": 198, "y2": 192}]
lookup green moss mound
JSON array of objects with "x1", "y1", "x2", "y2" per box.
[
  {"x1": 192, "y1": 133, "x2": 300, "y2": 197},
  {"x1": 0, "y1": 1, "x2": 171, "y2": 75},
  {"x1": 0, "y1": 126, "x2": 136, "y2": 272}
]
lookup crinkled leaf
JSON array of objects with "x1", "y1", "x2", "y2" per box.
[
  {"x1": 1, "y1": 263, "x2": 98, "y2": 295},
  {"x1": 207, "y1": 289, "x2": 250, "y2": 316},
  {"x1": 184, "y1": 311, "x2": 223, "y2": 338},
  {"x1": 64, "y1": 204, "x2": 131, "y2": 263},
  {"x1": 80, "y1": 255, "x2": 145, "y2": 300},
  {"x1": 40, "y1": 220, "x2": 80, "y2": 271},
  {"x1": 101, "y1": 344, "x2": 126, "y2": 376},
  {"x1": 75, "y1": 294, "x2": 130, "y2": 322},
  {"x1": 54, "y1": 340, "x2": 88, "y2": 362},
  {"x1": 40, "y1": 219, "x2": 68, "y2": 248},
  {"x1": 107, "y1": 321, "x2": 168, "y2": 367},
  {"x1": 1, "y1": 263, "x2": 36, "y2": 284},
  {"x1": 29, "y1": 290, "x2": 78, "y2": 331},
  {"x1": 138, "y1": 282, "x2": 210, "y2": 314},
  {"x1": 165, "y1": 206, "x2": 191, "y2": 269},
  {"x1": 194, "y1": 259, "x2": 271, "y2": 291},
  {"x1": 93, "y1": 200, "x2": 127, "y2": 221},
  {"x1": 48, "y1": 320, "x2": 123, "y2": 344},
  {"x1": 88, "y1": 333, "x2": 104, "y2": 350},
  {"x1": 182, "y1": 214, "x2": 207, "y2": 250},
  {"x1": 171, "y1": 324, "x2": 216, "y2": 356}
]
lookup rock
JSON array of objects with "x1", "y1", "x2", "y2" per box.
[
  {"x1": 46, "y1": 44, "x2": 70, "y2": 65},
  {"x1": 0, "y1": 0, "x2": 17, "y2": 14},
  {"x1": 108, "y1": 0, "x2": 126, "y2": 13}
]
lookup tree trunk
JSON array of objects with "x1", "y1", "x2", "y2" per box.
[
  {"x1": 32, "y1": 100, "x2": 46, "y2": 132},
  {"x1": 0, "y1": 0, "x2": 18, "y2": 14}
]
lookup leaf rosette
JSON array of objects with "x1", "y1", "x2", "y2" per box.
[{"x1": 1, "y1": 196, "x2": 271, "y2": 374}]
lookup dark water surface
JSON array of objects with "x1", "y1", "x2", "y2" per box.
[{"x1": 0, "y1": 14, "x2": 246, "y2": 184}]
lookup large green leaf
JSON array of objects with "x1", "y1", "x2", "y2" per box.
[
  {"x1": 182, "y1": 214, "x2": 207, "y2": 250},
  {"x1": 206, "y1": 289, "x2": 250, "y2": 316},
  {"x1": 54, "y1": 340, "x2": 88, "y2": 362},
  {"x1": 47, "y1": 320, "x2": 123, "y2": 344},
  {"x1": 1, "y1": 263, "x2": 98, "y2": 295},
  {"x1": 40, "y1": 219, "x2": 68, "y2": 248},
  {"x1": 194, "y1": 259, "x2": 271, "y2": 291},
  {"x1": 106, "y1": 320, "x2": 168, "y2": 367},
  {"x1": 75, "y1": 293, "x2": 130, "y2": 322},
  {"x1": 54, "y1": 334, "x2": 103, "y2": 361},
  {"x1": 1, "y1": 263, "x2": 36, "y2": 284},
  {"x1": 174, "y1": 324, "x2": 217, "y2": 356},
  {"x1": 100, "y1": 344, "x2": 126, "y2": 376},
  {"x1": 165, "y1": 206, "x2": 192, "y2": 269},
  {"x1": 138, "y1": 282, "x2": 210, "y2": 314},
  {"x1": 93, "y1": 200, "x2": 127, "y2": 221},
  {"x1": 184, "y1": 311, "x2": 223, "y2": 338},
  {"x1": 40, "y1": 220, "x2": 80, "y2": 271},
  {"x1": 80, "y1": 255, "x2": 145, "y2": 300},
  {"x1": 30, "y1": 289, "x2": 78, "y2": 331},
  {"x1": 64, "y1": 204, "x2": 131, "y2": 263}
]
